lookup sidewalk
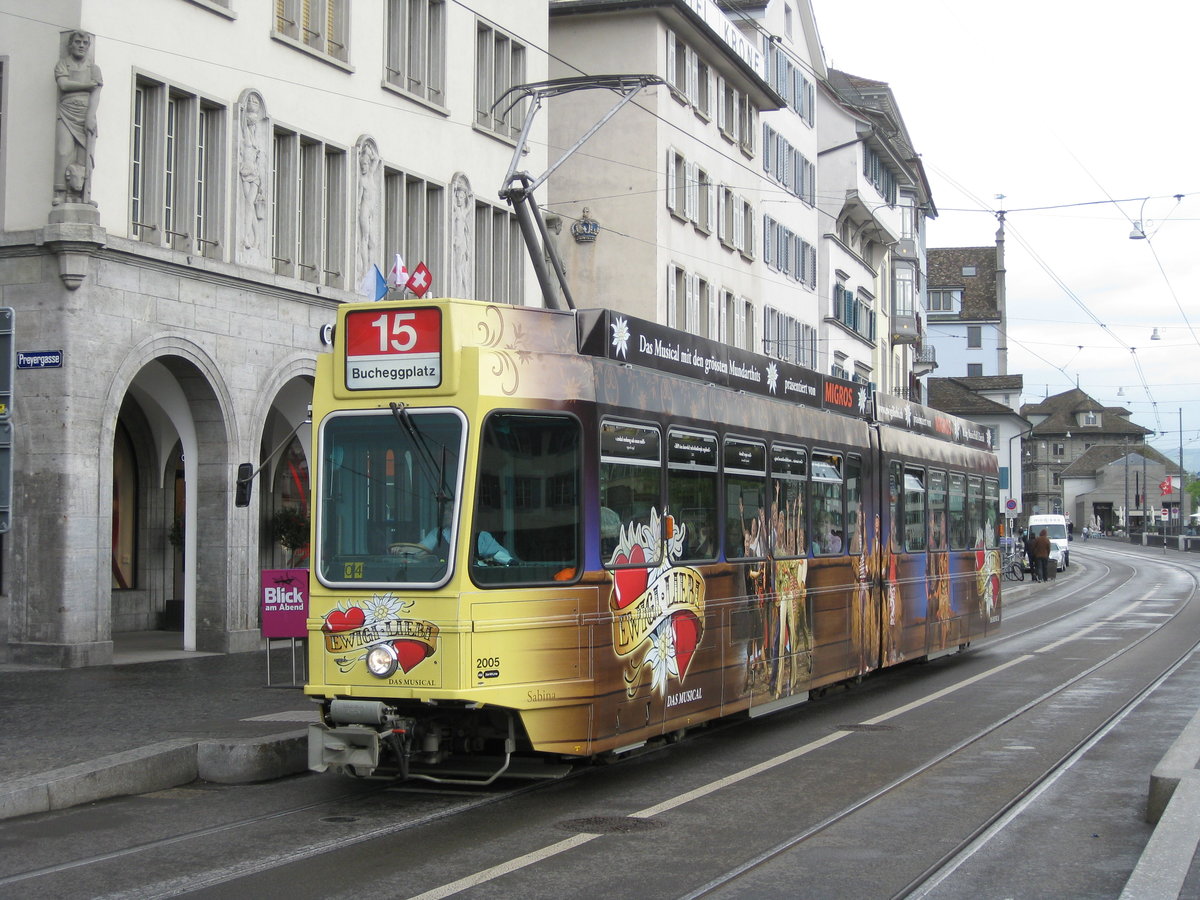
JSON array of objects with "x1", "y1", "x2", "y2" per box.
[{"x1": 0, "y1": 633, "x2": 314, "y2": 820}]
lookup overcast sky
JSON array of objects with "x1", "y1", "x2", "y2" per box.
[{"x1": 810, "y1": 0, "x2": 1199, "y2": 462}]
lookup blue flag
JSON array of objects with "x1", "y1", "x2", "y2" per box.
[{"x1": 371, "y1": 264, "x2": 387, "y2": 302}]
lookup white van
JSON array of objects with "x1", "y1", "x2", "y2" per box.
[{"x1": 1027, "y1": 514, "x2": 1070, "y2": 571}]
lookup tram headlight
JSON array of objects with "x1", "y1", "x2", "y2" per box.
[{"x1": 365, "y1": 643, "x2": 399, "y2": 678}]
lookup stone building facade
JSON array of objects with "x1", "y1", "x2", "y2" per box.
[{"x1": 0, "y1": 0, "x2": 545, "y2": 666}]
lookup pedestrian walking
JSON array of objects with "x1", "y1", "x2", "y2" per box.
[
  {"x1": 1022, "y1": 528, "x2": 1036, "y2": 579},
  {"x1": 1031, "y1": 528, "x2": 1052, "y2": 584}
]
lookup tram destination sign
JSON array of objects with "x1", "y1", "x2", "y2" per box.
[
  {"x1": 577, "y1": 309, "x2": 871, "y2": 419},
  {"x1": 343, "y1": 307, "x2": 442, "y2": 390}
]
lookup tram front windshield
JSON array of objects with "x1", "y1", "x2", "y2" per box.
[{"x1": 317, "y1": 410, "x2": 464, "y2": 587}]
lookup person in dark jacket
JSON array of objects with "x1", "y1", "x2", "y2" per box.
[
  {"x1": 1022, "y1": 528, "x2": 1037, "y2": 579},
  {"x1": 1031, "y1": 528, "x2": 1052, "y2": 583}
]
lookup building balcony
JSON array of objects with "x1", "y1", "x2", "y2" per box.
[
  {"x1": 890, "y1": 313, "x2": 919, "y2": 345},
  {"x1": 912, "y1": 342, "x2": 937, "y2": 376}
]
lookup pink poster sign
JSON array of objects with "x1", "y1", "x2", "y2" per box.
[{"x1": 261, "y1": 568, "x2": 309, "y2": 638}]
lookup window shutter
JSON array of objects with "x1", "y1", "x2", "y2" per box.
[
  {"x1": 685, "y1": 161, "x2": 697, "y2": 221},
  {"x1": 708, "y1": 177, "x2": 717, "y2": 231},
  {"x1": 666, "y1": 29, "x2": 677, "y2": 89},
  {"x1": 716, "y1": 76, "x2": 726, "y2": 131},
  {"x1": 666, "y1": 149, "x2": 676, "y2": 213},
  {"x1": 686, "y1": 47, "x2": 697, "y2": 104},
  {"x1": 667, "y1": 265, "x2": 678, "y2": 327}
]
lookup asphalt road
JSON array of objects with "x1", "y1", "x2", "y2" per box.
[{"x1": 3, "y1": 540, "x2": 1197, "y2": 899}]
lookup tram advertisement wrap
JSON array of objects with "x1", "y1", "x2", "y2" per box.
[
  {"x1": 319, "y1": 593, "x2": 441, "y2": 683},
  {"x1": 609, "y1": 510, "x2": 706, "y2": 696}
]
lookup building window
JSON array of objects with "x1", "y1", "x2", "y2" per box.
[
  {"x1": 384, "y1": 167, "x2": 445, "y2": 289},
  {"x1": 274, "y1": 0, "x2": 348, "y2": 62},
  {"x1": 666, "y1": 148, "x2": 687, "y2": 219},
  {"x1": 1083, "y1": 411, "x2": 1099, "y2": 426},
  {"x1": 385, "y1": 0, "x2": 445, "y2": 105},
  {"x1": 962, "y1": 265, "x2": 977, "y2": 276},
  {"x1": 1053, "y1": 442, "x2": 1065, "y2": 457},
  {"x1": 893, "y1": 265, "x2": 914, "y2": 317},
  {"x1": 473, "y1": 200, "x2": 523, "y2": 305},
  {"x1": 475, "y1": 21, "x2": 526, "y2": 140},
  {"x1": 271, "y1": 128, "x2": 347, "y2": 287},
  {"x1": 967, "y1": 325, "x2": 982, "y2": 348},
  {"x1": 967, "y1": 363, "x2": 983, "y2": 377},
  {"x1": 863, "y1": 144, "x2": 896, "y2": 206},
  {"x1": 130, "y1": 78, "x2": 224, "y2": 256},
  {"x1": 928, "y1": 289, "x2": 961, "y2": 313}
]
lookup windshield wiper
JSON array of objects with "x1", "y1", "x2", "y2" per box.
[{"x1": 389, "y1": 402, "x2": 452, "y2": 506}]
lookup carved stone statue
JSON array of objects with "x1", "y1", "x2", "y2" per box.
[
  {"x1": 450, "y1": 172, "x2": 474, "y2": 299},
  {"x1": 53, "y1": 30, "x2": 102, "y2": 207},
  {"x1": 354, "y1": 136, "x2": 383, "y2": 289},
  {"x1": 236, "y1": 90, "x2": 271, "y2": 269}
]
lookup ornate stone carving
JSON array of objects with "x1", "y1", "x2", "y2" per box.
[
  {"x1": 236, "y1": 90, "x2": 271, "y2": 269},
  {"x1": 53, "y1": 30, "x2": 103, "y2": 208},
  {"x1": 450, "y1": 172, "x2": 474, "y2": 299},
  {"x1": 354, "y1": 136, "x2": 383, "y2": 290}
]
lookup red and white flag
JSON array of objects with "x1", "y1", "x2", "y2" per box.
[
  {"x1": 387, "y1": 253, "x2": 408, "y2": 289},
  {"x1": 406, "y1": 262, "x2": 432, "y2": 298}
]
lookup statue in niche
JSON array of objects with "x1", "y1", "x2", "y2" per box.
[
  {"x1": 450, "y1": 172, "x2": 474, "y2": 299},
  {"x1": 236, "y1": 90, "x2": 271, "y2": 268},
  {"x1": 53, "y1": 30, "x2": 103, "y2": 206},
  {"x1": 354, "y1": 136, "x2": 382, "y2": 289}
]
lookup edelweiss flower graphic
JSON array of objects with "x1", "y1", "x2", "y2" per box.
[
  {"x1": 611, "y1": 316, "x2": 631, "y2": 359},
  {"x1": 643, "y1": 623, "x2": 679, "y2": 693},
  {"x1": 858, "y1": 387, "x2": 870, "y2": 414},
  {"x1": 360, "y1": 592, "x2": 412, "y2": 623},
  {"x1": 766, "y1": 361, "x2": 779, "y2": 394}
]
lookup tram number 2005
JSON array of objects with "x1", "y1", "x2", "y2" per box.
[{"x1": 476, "y1": 657, "x2": 501, "y2": 669}]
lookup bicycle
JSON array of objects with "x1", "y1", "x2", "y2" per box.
[{"x1": 1001, "y1": 548, "x2": 1025, "y2": 581}]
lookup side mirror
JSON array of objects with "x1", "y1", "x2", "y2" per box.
[{"x1": 234, "y1": 462, "x2": 254, "y2": 508}]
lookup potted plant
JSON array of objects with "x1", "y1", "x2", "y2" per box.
[{"x1": 270, "y1": 506, "x2": 310, "y2": 567}]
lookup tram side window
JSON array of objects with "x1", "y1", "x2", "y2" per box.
[
  {"x1": 810, "y1": 451, "x2": 844, "y2": 555},
  {"x1": 904, "y1": 467, "x2": 927, "y2": 551},
  {"x1": 725, "y1": 438, "x2": 767, "y2": 559},
  {"x1": 770, "y1": 443, "x2": 807, "y2": 559},
  {"x1": 984, "y1": 478, "x2": 999, "y2": 549},
  {"x1": 888, "y1": 461, "x2": 903, "y2": 552},
  {"x1": 846, "y1": 454, "x2": 863, "y2": 554},
  {"x1": 600, "y1": 421, "x2": 663, "y2": 567},
  {"x1": 472, "y1": 413, "x2": 581, "y2": 585},
  {"x1": 668, "y1": 429, "x2": 718, "y2": 561},
  {"x1": 929, "y1": 469, "x2": 948, "y2": 551},
  {"x1": 967, "y1": 476, "x2": 984, "y2": 548},
  {"x1": 948, "y1": 472, "x2": 968, "y2": 550}
]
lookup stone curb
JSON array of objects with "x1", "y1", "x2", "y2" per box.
[
  {"x1": 0, "y1": 730, "x2": 308, "y2": 822},
  {"x1": 1146, "y1": 706, "x2": 1200, "y2": 824},
  {"x1": 1118, "y1": 704, "x2": 1200, "y2": 899},
  {"x1": 1122, "y1": 770, "x2": 1200, "y2": 899}
]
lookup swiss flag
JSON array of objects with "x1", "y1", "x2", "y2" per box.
[{"x1": 406, "y1": 262, "x2": 432, "y2": 298}]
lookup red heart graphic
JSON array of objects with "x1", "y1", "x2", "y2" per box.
[
  {"x1": 671, "y1": 611, "x2": 701, "y2": 678},
  {"x1": 323, "y1": 606, "x2": 366, "y2": 633},
  {"x1": 612, "y1": 545, "x2": 648, "y2": 608},
  {"x1": 393, "y1": 640, "x2": 431, "y2": 673}
]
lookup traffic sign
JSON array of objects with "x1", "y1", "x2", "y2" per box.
[
  {"x1": 1005, "y1": 499, "x2": 1018, "y2": 512},
  {"x1": 1161, "y1": 507, "x2": 1169, "y2": 522}
]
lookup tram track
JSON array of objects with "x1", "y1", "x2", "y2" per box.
[
  {"x1": 7, "y1": 545, "x2": 1195, "y2": 899},
  {"x1": 678, "y1": 547, "x2": 1200, "y2": 899}
]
